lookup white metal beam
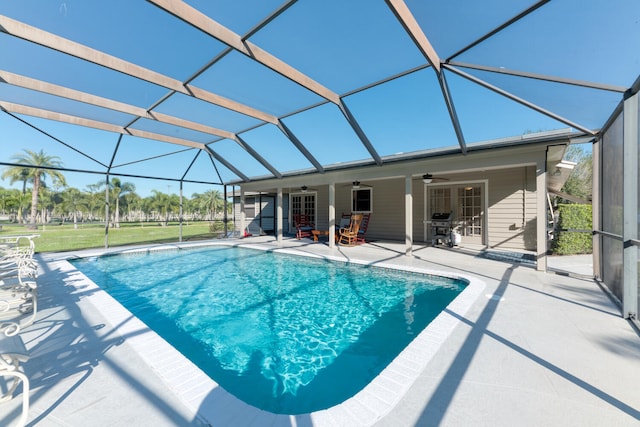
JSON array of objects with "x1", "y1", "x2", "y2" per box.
[
  {"x1": 0, "y1": 100, "x2": 207, "y2": 149},
  {"x1": 0, "y1": 14, "x2": 278, "y2": 124},
  {"x1": 385, "y1": 0, "x2": 441, "y2": 73},
  {"x1": 148, "y1": 0, "x2": 341, "y2": 105}
]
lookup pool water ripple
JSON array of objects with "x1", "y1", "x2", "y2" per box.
[{"x1": 71, "y1": 246, "x2": 464, "y2": 414}]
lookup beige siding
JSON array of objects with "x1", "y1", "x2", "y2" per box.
[
  {"x1": 271, "y1": 164, "x2": 539, "y2": 250},
  {"x1": 367, "y1": 179, "x2": 405, "y2": 240},
  {"x1": 313, "y1": 179, "x2": 407, "y2": 241},
  {"x1": 407, "y1": 166, "x2": 538, "y2": 250},
  {"x1": 487, "y1": 166, "x2": 537, "y2": 251}
]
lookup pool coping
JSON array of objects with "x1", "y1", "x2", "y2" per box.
[{"x1": 61, "y1": 241, "x2": 486, "y2": 426}]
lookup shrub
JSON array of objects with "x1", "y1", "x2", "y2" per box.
[{"x1": 552, "y1": 204, "x2": 592, "y2": 255}]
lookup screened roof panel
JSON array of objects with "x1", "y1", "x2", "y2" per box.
[
  {"x1": 1, "y1": 1, "x2": 638, "y2": 192},
  {"x1": 128, "y1": 118, "x2": 218, "y2": 145},
  {"x1": 0, "y1": 0, "x2": 226, "y2": 81},
  {"x1": 250, "y1": 0, "x2": 428, "y2": 94},
  {"x1": 153, "y1": 93, "x2": 264, "y2": 134},
  {"x1": 111, "y1": 148, "x2": 201, "y2": 182},
  {"x1": 184, "y1": 0, "x2": 287, "y2": 36},
  {"x1": 189, "y1": 51, "x2": 324, "y2": 116},
  {"x1": 455, "y1": 0, "x2": 640, "y2": 86},
  {"x1": 239, "y1": 125, "x2": 315, "y2": 174},
  {"x1": 111, "y1": 136, "x2": 196, "y2": 172},
  {"x1": 206, "y1": 139, "x2": 273, "y2": 179},
  {"x1": 281, "y1": 103, "x2": 373, "y2": 166},
  {"x1": 182, "y1": 151, "x2": 224, "y2": 184},
  {"x1": 0, "y1": 114, "x2": 115, "y2": 171},
  {"x1": 407, "y1": 0, "x2": 537, "y2": 59},
  {"x1": 458, "y1": 67, "x2": 624, "y2": 131},
  {"x1": 0, "y1": 85, "x2": 135, "y2": 126},
  {"x1": 0, "y1": 34, "x2": 170, "y2": 107},
  {"x1": 448, "y1": 73, "x2": 568, "y2": 142},
  {"x1": 343, "y1": 69, "x2": 459, "y2": 156}
]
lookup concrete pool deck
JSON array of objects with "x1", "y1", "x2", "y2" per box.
[{"x1": 2, "y1": 237, "x2": 639, "y2": 426}]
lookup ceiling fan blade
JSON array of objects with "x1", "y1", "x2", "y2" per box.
[
  {"x1": 344, "y1": 180, "x2": 372, "y2": 188},
  {"x1": 415, "y1": 173, "x2": 449, "y2": 183}
]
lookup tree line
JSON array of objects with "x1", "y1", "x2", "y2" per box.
[{"x1": 1, "y1": 149, "x2": 228, "y2": 228}]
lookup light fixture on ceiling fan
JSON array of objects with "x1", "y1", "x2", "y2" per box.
[
  {"x1": 299, "y1": 185, "x2": 318, "y2": 193},
  {"x1": 344, "y1": 180, "x2": 371, "y2": 189},
  {"x1": 421, "y1": 173, "x2": 449, "y2": 184}
]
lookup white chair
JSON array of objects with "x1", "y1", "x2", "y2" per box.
[{"x1": 0, "y1": 325, "x2": 30, "y2": 427}]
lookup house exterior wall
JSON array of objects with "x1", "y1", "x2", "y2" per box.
[
  {"x1": 239, "y1": 141, "x2": 555, "y2": 251},
  {"x1": 271, "y1": 165, "x2": 537, "y2": 250},
  {"x1": 485, "y1": 166, "x2": 537, "y2": 251},
  {"x1": 318, "y1": 166, "x2": 537, "y2": 250},
  {"x1": 234, "y1": 194, "x2": 289, "y2": 235}
]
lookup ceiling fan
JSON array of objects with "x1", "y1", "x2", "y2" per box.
[
  {"x1": 345, "y1": 180, "x2": 372, "y2": 190},
  {"x1": 298, "y1": 185, "x2": 318, "y2": 193},
  {"x1": 417, "y1": 173, "x2": 450, "y2": 184}
]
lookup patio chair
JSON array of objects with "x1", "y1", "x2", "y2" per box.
[
  {"x1": 294, "y1": 214, "x2": 314, "y2": 239},
  {"x1": 0, "y1": 267, "x2": 38, "y2": 332},
  {"x1": 356, "y1": 213, "x2": 371, "y2": 244},
  {"x1": 338, "y1": 214, "x2": 363, "y2": 246},
  {"x1": 0, "y1": 324, "x2": 30, "y2": 427},
  {"x1": 0, "y1": 282, "x2": 38, "y2": 330},
  {"x1": 337, "y1": 213, "x2": 351, "y2": 229}
]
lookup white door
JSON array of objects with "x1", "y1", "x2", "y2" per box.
[
  {"x1": 291, "y1": 193, "x2": 316, "y2": 227},
  {"x1": 425, "y1": 184, "x2": 484, "y2": 245},
  {"x1": 457, "y1": 186, "x2": 483, "y2": 244}
]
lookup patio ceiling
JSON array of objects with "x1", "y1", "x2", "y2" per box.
[{"x1": 1, "y1": 0, "x2": 638, "y2": 190}]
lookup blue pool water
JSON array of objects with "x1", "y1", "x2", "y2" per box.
[{"x1": 71, "y1": 246, "x2": 465, "y2": 414}]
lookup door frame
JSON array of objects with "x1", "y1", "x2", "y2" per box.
[
  {"x1": 289, "y1": 191, "x2": 317, "y2": 230},
  {"x1": 423, "y1": 179, "x2": 489, "y2": 246}
]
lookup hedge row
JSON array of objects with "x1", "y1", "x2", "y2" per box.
[{"x1": 552, "y1": 204, "x2": 592, "y2": 255}]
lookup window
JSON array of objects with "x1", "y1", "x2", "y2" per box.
[
  {"x1": 352, "y1": 188, "x2": 372, "y2": 213},
  {"x1": 291, "y1": 193, "x2": 315, "y2": 224}
]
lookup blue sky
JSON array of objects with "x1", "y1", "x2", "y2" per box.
[{"x1": 0, "y1": 0, "x2": 638, "y2": 197}]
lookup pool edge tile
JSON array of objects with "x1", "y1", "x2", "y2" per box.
[{"x1": 61, "y1": 244, "x2": 487, "y2": 426}]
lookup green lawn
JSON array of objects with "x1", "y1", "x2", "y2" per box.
[{"x1": 0, "y1": 221, "x2": 226, "y2": 253}]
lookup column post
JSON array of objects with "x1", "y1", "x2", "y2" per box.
[
  {"x1": 536, "y1": 156, "x2": 548, "y2": 272},
  {"x1": 623, "y1": 91, "x2": 639, "y2": 319},
  {"x1": 405, "y1": 176, "x2": 413, "y2": 256}
]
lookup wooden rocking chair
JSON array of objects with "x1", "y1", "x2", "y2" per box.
[{"x1": 338, "y1": 214, "x2": 363, "y2": 246}]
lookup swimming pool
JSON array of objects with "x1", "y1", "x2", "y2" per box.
[{"x1": 71, "y1": 245, "x2": 466, "y2": 414}]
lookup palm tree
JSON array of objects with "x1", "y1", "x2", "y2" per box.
[
  {"x1": 84, "y1": 183, "x2": 103, "y2": 221},
  {"x1": 1, "y1": 167, "x2": 30, "y2": 195},
  {"x1": 194, "y1": 189, "x2": 224, "y2": 220},
  {"x1": 122, "y1": 192, "x2": 142, "y2": 222},
  {"x1": 0, "y1": 188, "x2": 10, "y2": 215},
  {"x1": 149, "y1": 190, "x2": 179, "y2": 226},
  {"x1": 60, "y1": 187, "x2": 88, "y2": 229},
  {"x1": 102, "y1": 178, "x2": 136, "y2": 227},
  {"x1": 12, "y1": 192, "x2": 31, "y2": 224},
  {"x1": 1, "y1": 189, "x2": 26, "y2": 223},
  {"x1": 1, "y1": 149, "x2": 66, "y2": 227}
]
